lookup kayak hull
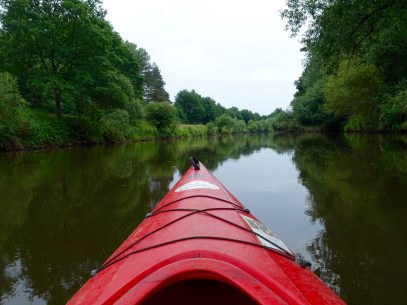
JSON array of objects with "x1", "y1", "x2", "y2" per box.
[{"x1": 68, "y1": 163, "x2": 345, "y2": 305}]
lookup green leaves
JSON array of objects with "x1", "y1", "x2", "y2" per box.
[
  {"x1": 282, "y1": 0, "x2": 407, "y2": 131},
  {"x1": 324, "y1": 60, "x2": 382, "y2": 129},
  {"x1": 145, "y1": 102, "x2": 177, "y2": 136},
  {"x1": 174, "y1": 90, "x2": 205, "y2": 124},
  {"x1": 0, "y1": 72, "x2": 28, "y2": 145}
]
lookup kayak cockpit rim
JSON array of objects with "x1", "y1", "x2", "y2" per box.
[{"x1": 140, "y1": 278, "x2": 259, "y2": 305}]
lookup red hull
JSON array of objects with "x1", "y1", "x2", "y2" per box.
[{"x1": 68, "y1": 162, "x2": 345, "y2": 305}]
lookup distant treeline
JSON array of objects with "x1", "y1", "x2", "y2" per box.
[
  {"x1": 0, "y1": 0, "x2": 285, "y2": 150},
  {"x1": 277, "y1": 0, "x2": 407, "y2": 132}
]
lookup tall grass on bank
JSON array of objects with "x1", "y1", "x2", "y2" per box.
[{"x1": 174, "y1": 124, "x2": 208, "y2": 138}]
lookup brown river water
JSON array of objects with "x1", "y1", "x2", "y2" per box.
[{"x1": 0, "y1": 133, "x2": 406, "y2": 305}]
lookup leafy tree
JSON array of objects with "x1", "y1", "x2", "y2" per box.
[
  {"x1": 99, "y1": 109, "x2": 130, "y2": 141},
  {"x1": 247, "y1": 120, "x2": 259, "y2": 133},
  {"x1": 201, "y1": 96, "x2": 221, "y2": 123},
  {"x1": 145, "y1": 102, "x2": 177, "y2": 135},
  {"x1": 0, "y1": 0, "x2": 117, "y2": 116},
  {"x1": 240, "y1": 109, "x2": 255, "y2": 123},
  {"x1": 93, "y1": 71, "x2": 135, "y2": 112},
  {"x1": 380, "y1": 90, "x2": 407, "y2": 130},
  {"x1": 143, "y1": 63, "x2": 170, "y2": 102},
  {"x1": 290, "y1": 57, "x2": 338, "y2": 127},
  {"x1": 282, "y1": 0, "x2": 407, "y2": 131},
  {"x1": 281, "y1": 0, "x2": 407, "y2": 68},
  {"x1": 0, "y1": 72, "x2": 28, "y2": 144},
  {"x1": 226, "y1": 107, "x2": 243, "y2": 120},
  {"x1": 174, "y1": 90, "x2": 205, "y2": 124},
  {"x1": 325, "y1": 60, "x2": 382, "y2": 129},
  {"x1": 130, "y1": 46, "x2": 169, "y2": 102},
  {"x1": 215, "y1": 113, "x2": 234, "y2": 130}
]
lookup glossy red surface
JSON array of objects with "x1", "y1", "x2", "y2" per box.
[{"x1": 68, "y1": 163, "x2": 346, "y2": 305}]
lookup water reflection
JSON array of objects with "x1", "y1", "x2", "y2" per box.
[{"x1": 0, "y1": 134, "x2": 406, "y2": 305}]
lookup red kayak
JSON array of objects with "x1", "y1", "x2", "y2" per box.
[{"x1": 68, "y1": 159, "x2": 345, "y2": 305}]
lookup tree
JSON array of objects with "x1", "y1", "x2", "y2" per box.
[
  {"x1": 215, "y1": 114, "x2": 234, "y2": 129},
  {"x1": 290, "y1": 57, "x2": 338, "y2": 127},
  {"x1": 281, "y1": 0, "x2": 407, "y2": 68},
  {"x1": 130, "y1": 46, "x2": 169, "y2": 102},
  {"x1": 240, "y1": 109, "x2": 255, "y2": 123},
  {"x1": 174, "y1": 90, "x2": 205, "y2": 124},
  {"x1": 145, "y1": 102, "x2": 177, "y2": 135},
  {"x1": 0, "y1": 72, "x2": 28, "y2": 143},
  {"x1": 143, "y1": 63, "x2": 170, "y2": 102},
  {"x1": 226, "y1": 107, "x2": 243, "y2": 120},
  {"x1": 0, "y1": 0, "x2": 121, "y2": 116},
  {"x1": 325, "y1": 60, "x2": 382, "y2": 129},
  {"x1": 202, "y1": 96, "x2": 222, "y2": 123}
]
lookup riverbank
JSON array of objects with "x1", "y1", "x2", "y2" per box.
[{"x1": 0, "y1": 111, "x2": 266, "y2": 152}]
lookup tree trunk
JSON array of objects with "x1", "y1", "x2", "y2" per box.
[{"x1": 55, "y1": 89, "x2": 62, "y2": 117}]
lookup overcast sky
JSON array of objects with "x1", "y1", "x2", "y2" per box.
[{"x1": 102, "y1": 0, "x2": 304, "y2": 115}]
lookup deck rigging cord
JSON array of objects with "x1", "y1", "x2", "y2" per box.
[
  {"x1": 89, "y1": 158, "x2": 298, "y2": 277},
  {"x1": 91, "y1": 205, "x2": 295, "y2": 277}
]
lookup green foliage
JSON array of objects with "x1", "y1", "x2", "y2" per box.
[
  {"x1": 99, "y1": 109, "x2": 131, "y2": 142},
  {"x1": 174, "y1": 124, "x2": 208, "y2": 138},
  {"x1": 226, "y1": 106, "x2": 243, "y2": 120},
  {"x1": 145, "y1": 102, "x2": 177, "y2": 136},
  {"x1": 126, "y1": 99, "x2": 144, "y2": 122},
  {"x1": 282, "y1": 1, "x2": 407, "y2": 132},
  {"x1": 93, "y1": 71, "x2": 136, "y2": 111},
  {"x1": 0, "y1": 0, "x2": 118, "y2": 116},
  {"x1": 143, "y1": 63, "x2": 170, "y2": 102},
  {"x1": 325, "y1": 60, "x2": 382, "y2": 129},
  {"x1": 206, "y1": 121, "x2": 218, "y2": 136},
  {"x1": 174, "y1": 90, "x2": 205, "y2": 124},
  {"x1": 24, "y1": 111, "x2": 71, "y2": 145},
  {"x1": 202, "y1": 97, "x2": 223, "y2": 123},
  {"x1": 0, "y1": 0, "x2": 281, "y2": 149},
  {"x1": 269, "y1": 111, "x2": 299, "y2": 131},
  {"x1": 240, "y1": 109, "x2": 255, "y2": 123},
  {"x1": 0, "y1": 72, "x2": 28, "y2": 147},
  {"x1": 290, "y1": 57, "x2": 339, "y2": 128},
  {"x1": 129, "y1": 120, "x2": 157, "y2": 140},
  {"x1": 282, "y1": 0, "x2": 407, "y2": 68},
  {"x1": 215, "y1": 114, "x2": 234, "y2": 129},
  {"x1": 247, "y1": 120, "x2": 259, "y2": 133},
  {"x1": 232, "y1": 119, "x2": 247, "y2": 133},
  {"x1": 379, "y1": 91, "x2": 407, "y2": 130}
]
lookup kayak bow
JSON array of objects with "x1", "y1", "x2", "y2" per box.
[{"x1": 68, "y1": 160, "x2": 345, "y2": 305}]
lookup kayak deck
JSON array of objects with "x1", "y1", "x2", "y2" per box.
[{"x1": 68, "y1": 161, "x2": 345, "y2": 305}]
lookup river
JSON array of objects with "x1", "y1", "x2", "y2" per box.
[{"x1": 0, "y1": 134, "x2": 406, "y2": 305}]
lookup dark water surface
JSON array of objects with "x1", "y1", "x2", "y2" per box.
[{"x1": 0, "y1": 134, "x2": 406, "y2": 305}]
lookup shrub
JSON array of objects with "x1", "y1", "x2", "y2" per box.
[
  {"x1": 99, "y1": 109, "x2": 131, "y2": 141},
  {"x1": 215, "y1": 114, "x2": 234, "y2": 129},
  {"x1": 25, "y1": 111, "x2": 71, "y2": 145},
  {"x1": 247, "y1": 120, "x2": 259, "y2": 133},
  {"x1": 206, "y1": 121, "x2": 218, "y2": 136},
  {"x1": 0, "y1": 72, "x2": 29, "y2": 148},
  {"x1": 174, "y1": 124, "x2": 208, "y2": 138},
  {"x1": 130, "y1": 120, "x2": 158, "y2": 140},
  {"x1": 145, "y1": 102, "x2": 177, "y2": 136}
]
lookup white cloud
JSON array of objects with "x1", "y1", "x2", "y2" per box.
[{"x1": 103, "y1": 0, "x2": 303, "y2": 114}]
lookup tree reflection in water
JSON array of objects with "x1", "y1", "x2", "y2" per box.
[{"x1": 0, "y1": 134, "x2": 406, "y2": 305}]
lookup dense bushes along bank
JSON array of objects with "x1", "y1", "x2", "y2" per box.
[
  {"x1": 277, "y1": 1, "x2": 407, "y2": 132},
  {"x1": 0, "y1": 71, "x2": 282, "y2": 150},
  {"x1": 0, "y1": 1, "x2": 281, "y2": 151}
]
